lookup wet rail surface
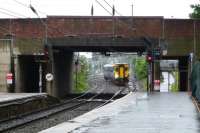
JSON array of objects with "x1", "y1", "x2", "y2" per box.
[
  {"x1": 87, "y1": 74, "x2": 135, "y2": 94},
  {"x1": 1, "y1": 74, "x2": 133, "y2": 133},
  {"x1": 3, "y1": 101, "x2": 103, "y2": 133},
  {"x1": 1, "y1": 90, "x2": 128, "y2": 133},
  {"x1": 0, "y1": 92, "x2": 121, "y2": 133},
  {"x1": 65, "y1": 93, "x2": 126, "y2": 100},
  {"x1": 66, "y1": 92, "x2": 200, "y2": 133}
]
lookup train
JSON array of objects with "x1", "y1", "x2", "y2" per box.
[{"x1": 103, "y1": 63, "x2": 129, "y2": 85}]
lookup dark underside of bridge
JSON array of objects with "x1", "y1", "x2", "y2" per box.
[
  {"x1": 48, "y1": 37, "x2": 157, "y2": 52},
  {"x1": 15, "y1": 37, "x2": 190, "y2": 97},
  {"x1": 162, "y1": 56, "x2": 189, "y2": 91},
  {"x1": 45, "y1": 36, "x2": 158, "y2": 97}
]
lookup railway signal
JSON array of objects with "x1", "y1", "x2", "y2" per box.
[
  {"x1": 44, "y1": 46, "x2": 49, "y2": 61},
  {"x1": 146, "y1": 48, "x2": 161, "y2": 62},
  {"x1": 6, "y1": 73, "x2": 13, "y2": 84},
  {"x1": 146, "y1": 52, "x2": 153, "y2": 63},
  {"x1": 146, "y1": 55, "x2": 152, "y2": 62},
  {"x1": 152, "y1": 48, "x2": 161, "y2": 60}
]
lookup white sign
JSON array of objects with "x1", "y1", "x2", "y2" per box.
[
  {"x1": 162, "y1": 50, "x2": 167, "y2": 55},
  {"x1": 190, "y1": 53, "x2": 193, "y2": 62},
  {"x1": 46, "y1": 73, "x2": 53, "y2": 81}
]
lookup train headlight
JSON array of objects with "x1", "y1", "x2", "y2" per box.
[{"x1": 115, "y1": 73, "x2": 119, "y2": 78}]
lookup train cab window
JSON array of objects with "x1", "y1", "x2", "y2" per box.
[
  {"x1": 104, "y1": 67, "x2": 113, "y2": 72},
  {"x1": 115, "y1": 67, "x2": 119, "y2": 72}
]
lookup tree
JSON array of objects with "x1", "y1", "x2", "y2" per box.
[
  {"x1": 73, "y1": 56, "x2": 89, "y2": 93},
  {"x1": 190, "y1": 4, "x2": 200, "y2": 18},
  {"x1": 134, "y1": 57, "x2": 147, "y2": 80},
  {"x1": 132, "y1": 57, "x2": 148, "y2": 90},
  {"x1": 170, "y1": 71, "x2": 179, "y2": 92}
]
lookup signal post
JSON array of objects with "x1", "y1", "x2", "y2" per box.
[{"x1": 146, "y1": 47, "x2": 161, "y2": 92}]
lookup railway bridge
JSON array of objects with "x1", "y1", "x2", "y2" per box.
[{"x1": 0, "y1": 16, "x2": 200, "y2": 98}]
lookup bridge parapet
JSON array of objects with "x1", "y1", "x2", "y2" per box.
[{"x1": 0, "y1": 16, "x2": 199, "y2": 58}]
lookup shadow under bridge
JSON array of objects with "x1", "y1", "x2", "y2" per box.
[{"x1": 45, "y1": 36, "x2": 157, "y2": 98}]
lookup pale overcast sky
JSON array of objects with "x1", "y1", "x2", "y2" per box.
[{"x1": 0, "y1": 0, "x2": 199, "y2": 19}]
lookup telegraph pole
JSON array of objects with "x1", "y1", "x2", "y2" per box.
[
  {"x1": 112, "y1": 4, "x2": 115, "y2": 37},
  {"x1": 30, "y1": 5, "x2": 49, "y2": 93},
  {"x1": 10, "y1": 35, "x2": 15, "y2": 92},
  {"x1": 131, "y1": 3, "x2": 134, "y2": 28},
  {"x1": 131, "y1": 4, "x2": 133, "y2": 16}
]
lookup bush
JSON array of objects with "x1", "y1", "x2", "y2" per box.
[
  {"x1": 134, "y1": 57, "x2": 147, "y2": 80},
  {"x1": 170, "y1": 71, "x2": 179, "y2": 92},
  {"x1": 73, "y1": 56, "x2": 89, "y2": 93},
  {"x1": 132, "y1": 57, "x2": 148, "y2": 90}
]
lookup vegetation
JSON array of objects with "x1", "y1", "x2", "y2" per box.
[
  {"x1": 73, "y1": 56, "x2": 89, "y2": 93},
  {"x1": 160, "y1": 73, "x2": 164, "y2": 83},
  {"x1": 132, "y1": 57, "x2": 148, "y2": 90},
  {"x1": 170, "y1": 71, "x2": 179, "y2": 92},
  {"x1": 190, "y1": 4, "x2": 200, "y2": 18},
  {"x1": 133, "y1": 57, "x2": 147, "y2": 80}
]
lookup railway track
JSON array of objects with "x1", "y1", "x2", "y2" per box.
[
  {"x1": 0, "y1": 99, "x2": 91, "y2": 132},
  {"x1": 0, "y1": 86, "x2": 128, "y2": 132},
  {"x1": 0, "y1": 74, "x2": 132, "y2": 132},
  {"x1": 0, "y1": 84, "x2": 103, "y2": 132}
]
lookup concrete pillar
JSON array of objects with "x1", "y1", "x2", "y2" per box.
[
  {"x1": 188, "y1": 60, "x2": 192, "y2": 92},
  {"x1": 16, "y1": 56, "x2": 25, "y2": 93},
  {"x1": 16, "y1": 56, "x2": 40, "y2": 93},
  {"x1": 153, "y1": 61, "x2": 160, "y2": 91},
  {"x1": 52, "y1": 51, "x2": 73, "y2": 98},
  {"x1": 179, "y1": 57, "x2": 188, "y2": 91},
  {"x1": 154, "y1": 62, "x2": 160, "y2": 80},
  {"x1": 15, "y1": 56, "x2": 21, "y2": 93}
]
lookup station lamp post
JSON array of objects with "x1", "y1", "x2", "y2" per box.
[
  {"x1": 146, "y1": 48, "x2": 161, "y2": 93},
  {"x1": 146, "y1": 51, "x2": 152, "y2": 93},
  {"x1": 30, "y1": 5, "x2": 48, "y2": 93}
]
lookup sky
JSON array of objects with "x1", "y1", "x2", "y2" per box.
[
  {"x1": 0, "y1": 0, "x2": 199, "y2": 19},
  {"x1": 0, "y1": 0, "x2": 198, "y2": 58}
]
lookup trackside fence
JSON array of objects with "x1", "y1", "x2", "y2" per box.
[{"x1": 191, "y1": 61, "x2": 200, "y2": 102}]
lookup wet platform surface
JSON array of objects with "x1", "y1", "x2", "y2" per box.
[
  {"x1": 40, "y1": 92, "x2": 200, "y2": 133},
  {"x1": 0, "y1": 93, "x2": 46, "y2": 104}
]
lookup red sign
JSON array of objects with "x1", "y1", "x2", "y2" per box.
[
  {"x1": 6, "y1": 73, "x2": 13, "y2": 84},
  {"x1": 154, "y1": 80, "x2": 160, "y2": 85}
]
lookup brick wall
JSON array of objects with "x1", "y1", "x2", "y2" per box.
[
  {"x1": 47, "y1": 16, "x2": 163, "y2": 38},
  {"x1": 0, "y1": 16, "x2": 199, "y2": 58}
]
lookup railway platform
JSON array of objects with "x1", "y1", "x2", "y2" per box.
[
  {"x1": 0, "y1": 93, "x2": 47, "y2": 105},
  {"x1": 0, "y1": 93, "x2": 49, "y2": 123},
  {"x1": 40, "y1": 92, "x2": 200, "y2": 133}
]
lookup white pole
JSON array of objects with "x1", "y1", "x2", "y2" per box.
[{"x1": 131, "y1": 4, "x2": 133, "y2": 16}]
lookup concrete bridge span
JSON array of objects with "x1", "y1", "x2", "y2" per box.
[
  {"x1": 48, "y1": 37, "x2": 156, "y2": 52},
  {"x1": 48, "y1": 36, "x2": 155, "y2": 98},
  {"x1": 0, "y1": 16, "x2": 199, "y2": 98}
]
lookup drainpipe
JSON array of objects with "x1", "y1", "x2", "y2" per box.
[{"x1": 193, "y1": 20, "x2": 196, "y2": 63}]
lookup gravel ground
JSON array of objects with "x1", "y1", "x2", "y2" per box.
[
  {"x1": 88, "y1": 74, "x2": 134, "y2": 94},
  {"x1": 4, "y1": 102, "x2": 103, "y2": 133},
  {"x1": 3, "y1": 75, "x2": 130, "y2": 133}
]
